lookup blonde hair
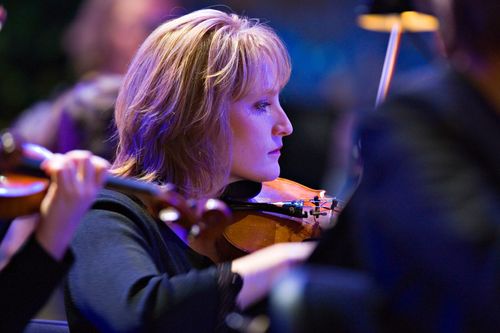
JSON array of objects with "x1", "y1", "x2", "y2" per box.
[{"x1": 113, "y1": 9, "x2": 291, "y2": 198}]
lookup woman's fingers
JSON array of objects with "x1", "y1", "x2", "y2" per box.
[
  {"x1": 41, "y1": 150, "x2": 109, "y2": 194},
  {"x1": 90, "y1": 155, "x2": 110, "y2": 185},
  {"x1": 35, "y1": 150, "x2": 109, "y2": 260}
]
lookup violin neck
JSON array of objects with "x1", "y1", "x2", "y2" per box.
[
  {"x1": 17, "y1": 155, "x2": 161, "y2": 198},
  {"x1": 12, "y1": 156, "x2": 46, "y2": 178}
]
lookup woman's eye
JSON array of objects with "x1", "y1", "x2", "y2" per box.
[{"x1": 255, "y1": 101, "x2": 271, "y2": 112}]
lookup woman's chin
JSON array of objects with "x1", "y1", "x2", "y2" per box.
[
  {"x1": 256, "y1": 168, "x2": 281, "y2": 183},
  {"x1": 230, "y1": 166, "x2": 281, "y2": 184}
]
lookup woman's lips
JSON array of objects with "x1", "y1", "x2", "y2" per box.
[{"x1": 268, "y1": 147, "x2": 282, "y2": 155}]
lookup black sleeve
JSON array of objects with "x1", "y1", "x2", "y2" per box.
[{"x1": 0, "y1": 235, "x2": 73, "y2": 332}]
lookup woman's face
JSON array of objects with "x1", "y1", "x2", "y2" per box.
[{"x1": 228, "y1": 67, "x2": 293, "y2": 184}]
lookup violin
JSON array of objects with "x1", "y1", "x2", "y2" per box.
[
  {"x1": 0, "y1": 131, "x2": 342, "y2": 263},
  {"x1": 0, "y1": 131, "x2": 231, "y2": 242},
  {"x1": 214, "y1": 178, "x2": 343, "y2": 261}
]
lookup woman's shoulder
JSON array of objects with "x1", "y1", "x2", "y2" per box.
[
  {"x1": 83, "y1": 188, "x2": 154, "y2": 232},
  {"x1": 94, "y1": 188, "x2": 144, "y2": 208}
]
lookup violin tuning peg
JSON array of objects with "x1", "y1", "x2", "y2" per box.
[
  {"x1": 158, "y1": 207, "x2": 181, "y2": 222},
  {"x1": 330, "y1": 199, "x2": 339, "y2": 210},
  {"x1": 189, "y1": 224, "x2": 202, "y2": 238},
  {"x1": 199, "y1": 198, "x2": 232, "y2": 226}
]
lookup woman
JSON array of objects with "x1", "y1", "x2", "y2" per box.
[
  {"x1": 65, "y1": 9, "x2": 315, "y2": 332},
  {"x1": 0, "y1": 149, "x2": 108, "y2": 332}
]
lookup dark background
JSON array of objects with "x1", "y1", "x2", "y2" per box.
[{"x1": 0, "y1": 0, "x2": 439, "y2": 192}]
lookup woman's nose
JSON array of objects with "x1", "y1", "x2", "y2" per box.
[{"x1": 273, "y1": 105, "x2": 293, "y2": 137}]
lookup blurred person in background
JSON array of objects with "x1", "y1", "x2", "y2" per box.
[
  {"x1": 2, "y1": 0, "x2": 182, "y2": 322},
  {"x1": 277, "y1": 0, "x2": 500, "y2": 332},
  {"x1": 11, "y1": 0, "x2": 182, "y2": 161}
]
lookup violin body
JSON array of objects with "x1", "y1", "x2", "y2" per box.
[
  {"x1": 0, "y1": 174, "x2": 49, "y2": 219},
  {"x1": 215, "y1": 178, "x2": 339, "y2": 261}
]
